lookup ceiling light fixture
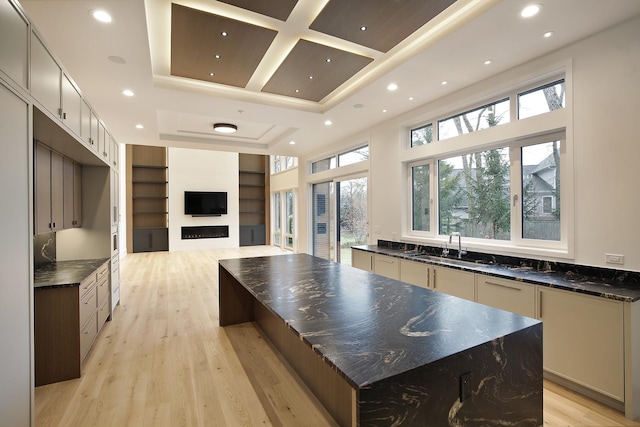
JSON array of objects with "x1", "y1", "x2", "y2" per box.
[
  {"x1": 543, "y1": 31, "x2": 554, "y2": 38},
  {"x1": 326, "y1": 58, "x2": 332, "y2": 63},
  {"x1": 441, "y1": 81, "x2": 448, "y2": 85},
  {"x1": 215, "y1": 54, "x2": 221, "y2": 59},
  {"x1": 122, "y1": 89, "x2": 134, "y2": 97},
  {"x1": 360, "y1": 26, "x2": 367, "y2": 31},
  {"x1": 213, "y1": 123, "x2": 237, "y2": 133},
  {"x1": 289, "y1": 141, "x2": 296, "y2": 145},
  {"x1": 408, "y1": 97, "x2": 414, "y2": 101},
  {"x1": 483, "y1": 60, "x2": 492, "y2": 65},
  {"x1": 520, "y1": 4, "x2": 541, "y2": 18},
  {"x1": 135, "y1": 124, "x2": 144, "y2": 129},
  {"x1": 209, "y1": 72, "x2": 215, "y2": 77},
  {"x1": 221, "y1": 31, "x2": 228, "y2": 37},
  {"x1": 324, "y1": 120, "x2": 333, "y2": 126},
  {"x1": 91, "y1": 10, "x2": 112, "y2": 23},
  {"x1": 387, "y1": 83, "x2": 398, "y2": 91}
]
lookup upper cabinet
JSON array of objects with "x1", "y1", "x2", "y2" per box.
[
  {"x1": 61, "y1": 73, "x2": 81, "y2": 136},
  {"x1": 30, "y1": 31, "x2": 61, "y2": 117},
  {"x1": 35, "y1": 142, "x2": 64, "y2": 234},
  {"x1": 0, "y1": 0, "x2": 29, "y2": 89}
]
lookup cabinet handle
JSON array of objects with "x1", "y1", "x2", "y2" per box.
[
  {"x1": 378, "y1": 258, "x2": 395, "y2": 264},
  {"x1": 427, "y1": 267, "x2": 430, "y2": 288},
  {"x1": 63, "y1": 112, "x2": 67, "y2": 120},
  {"x1": 538, "y1": 291, "x2": 543, "y2": 318},
  {"x1": 484, "y1": 280, "x2": 522, "y2": 291},
  {"x1": 433, "y1": 269, "x2": 437, "y2": 289}
]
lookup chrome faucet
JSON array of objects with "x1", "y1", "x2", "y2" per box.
[
  {"x1": 449, "y1": 232, "x2": 467, "y2": 259},
  {"x1": 441, "y1": 241, "x2": 449, "y2": 257}
]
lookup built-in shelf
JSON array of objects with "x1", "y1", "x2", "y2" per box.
[
  {"x1": 133, "y1": 211, "x2": 169, "y2": 215},
  {"x1": 132, "y1": 180, "x2": 168, "y2": 184},
  {"x1": 132, "y1": 196, "x2": 168, "y2": 200},
  {"x1": 132, "y1": 164, "x2": 168, "y2": 169},
  {"x1": 239, "y1": 154, "x2": 268, "y2": 246}
]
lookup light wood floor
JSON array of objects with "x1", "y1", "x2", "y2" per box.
[{"x1": 35, "y1": 247, "x2": 640, "y2": 426}]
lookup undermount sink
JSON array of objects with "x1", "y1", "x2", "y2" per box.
[{"x1": 413, "y1": 254, "x2": 492, "y2": 268}]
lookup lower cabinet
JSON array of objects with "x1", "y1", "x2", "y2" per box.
[
  {"x1": 133, "y1": 227, "x2": 168, "y2": 252},
  {"x1": 400, "y1": 259, "x2": 430, "y2": 289},
  {"x1": 352, "y1": 249, "x2": 373, "y2": 272},
  {"x1": 476, "y1": 275, "x2": 536, "y2": 318},
  {"x1": 239, "y1": 224, "x2": 266, "y2": 246},
  {"x1": 432, "y1": 265, "x2": 475, "y2": 301},
  {"x1": 374, "y1": 254, "x2": 400, "y2": 280},
  {"x1": 538, "y1": 286, "x2": 625, "y2": 401},
  {"x1": 34, "y1": 260, "x2": 110, "y2": 386}
]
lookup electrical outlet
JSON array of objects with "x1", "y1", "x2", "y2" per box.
[
  {"x1": 605, "y1": 253, "x2": 624, "y2": 265},
  {"x1": 459, "y1": 372, "x2": 471, "y2": 402}
]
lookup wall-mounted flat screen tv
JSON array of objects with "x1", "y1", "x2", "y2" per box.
[{"x1": 184, "y1": 191, "x2": 227, "y2": 216}]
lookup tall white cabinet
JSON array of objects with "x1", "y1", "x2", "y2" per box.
[{"x1": 0, "y1": 80, "x2": 32, "y2": 427}]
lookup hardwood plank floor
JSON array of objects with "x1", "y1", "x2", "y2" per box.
[{"x1": 35, "y1": 247, "x2": 640, "y2": 426}]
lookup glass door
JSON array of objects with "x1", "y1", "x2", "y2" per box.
[{"x1": 312, "y1": 177, "x2": 368, "y2": 265}]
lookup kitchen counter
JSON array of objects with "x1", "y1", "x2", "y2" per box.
[
  {"x1": 34, "y1": 258, "x2": 110, "y2": 289},
  {"x1": 354, "y1": 244, "x2": 640, "y2": 302},
  {"x1": 219, "y1": 253, "x2": 543, "y2": 426}
]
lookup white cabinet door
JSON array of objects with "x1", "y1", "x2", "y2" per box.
[
  {"x1": 0, "y1": 0, "x2": 29, "y2": 88},
  {"x1": 352, "y1": 249, "x2": 373, "y2": 272},
  {"x1": 432, "y1": 265, "x2": 475, "y2": 301},
  {"x1": 374, "y1": 254, "x2": 400, "y2": 280},
  {"x1": 400, "y1": 259, "x2": 429, "y2": 289},
  {"x1": 538, "y1": 286, "x2": 624, "y2": 401},
  {"x1": 476, "y1": 275, "x2": 535, "y2": 318},
  {"x1": 0, "y1": 81, "x2": 31, "y2": 427},
  {"x1": 30, "y1": 32, "x2": 61, "y2": 116},
  {"x1": 61, "y1": 73, "x2": 81, "y2": 136}
]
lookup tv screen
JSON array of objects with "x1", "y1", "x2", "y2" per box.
[{"x1": 184, "y1": 191, "x2": 227, "y2": 216}]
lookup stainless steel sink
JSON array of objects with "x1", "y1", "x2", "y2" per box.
[{"x1": 413, "y1": 254, "x2": 491, "y2": 268}]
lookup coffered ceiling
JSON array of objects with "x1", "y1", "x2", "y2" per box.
[{"x1": 18, "y1": 0, "x2": 640, "y2": 157}]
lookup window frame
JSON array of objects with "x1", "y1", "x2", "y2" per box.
[{"x1": 402, "y1": 68, "x2": 573, "y2": 259}]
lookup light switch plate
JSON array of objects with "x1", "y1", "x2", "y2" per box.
[{"x1": 605, "y1": 253, "x2": 624, "y2": 265}]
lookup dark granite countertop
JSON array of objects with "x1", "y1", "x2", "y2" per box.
[
  {"x1": 34, "y1": 258, "x2": 110, "y2": 289},
  {"x1": 219, "y1": 254, "x2": 541, "y2": 388},
  {"x1": 353, "y1": 244, "x2": 640, "y2": 302}
]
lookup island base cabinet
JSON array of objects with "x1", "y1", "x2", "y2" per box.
[
  {"x1": 538, "y1": 287, "x2": 624, "y2": 402},
  {"x1": 352, "y1": 249, "x2": 373, "y2": 272}
]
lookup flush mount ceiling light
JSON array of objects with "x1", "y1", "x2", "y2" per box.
[{"x1": 213, "y1": 123, "x2": 237, "y2": 133}]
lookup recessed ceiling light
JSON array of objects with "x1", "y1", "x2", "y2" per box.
[
  {"x1": 326, "y1": 58, "x2": 332, "y2": 63},
  {"x1": 214, "y1": 54, "x2": 221, "y2": 59},
  {"x1": 209, "y1": 72, "x2": 215, "y2": 77},
  {"x1": 108, "y1": 55, "x2": 126, "y2": 64},
  {"x1": 543, "y1": 31, "x2": 554, "y2": 38},
  {"x1": 122, "y1": 89, "x2": 134, "y2": 97},
  {"x1": 441, "y1": 81, "x2": 448, "y2": 85},
  {"x1": 324, "y1": 120, "x2": 333, "y2": 126},
  {"x1": 408, "y1": 96, "x2": 414, "y2": 101},
  {"x1": 360, "y1": 26, "x2": 367, "y2": 31},
  {"x1": 387, "y1": 83, "x2": 398, "y2": 91},
  {"x1": 483, "y1": 60, "x2": 492, "y2": 65},
  {"x1": 520, "y1": 4, "x2": 541, "y2": 18},
  {"x1": 309, "y1": 75, "x2": 314, "y2": 80},
  {"x1": 295, "y1": 89, "x2": 300, "y2": 93},
  {"x1": 382, "y1": 109, "x2": 388, "y2": 113},
  {"x1": 289, "y1": 141, "x2": 296, "y2": 145},
  {"x1": 221, "y1": 31, "x2": 228, "y2": 37},
  {"x1": 213, "y1": 123, "x2": 237, "y2": 133},
  {"x1": 135, "y1": 124, "x2": 144, "y2": 129},
  {"x1": 91, "y1": 10, "x2": 112, "y2": 23}
]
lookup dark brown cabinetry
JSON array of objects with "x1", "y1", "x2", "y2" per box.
[
  {"x1": 35, "y1": 142, "x2": 64, "y2": 233},
  {"x1": 63, "y1": 157, "x2": 82, "y2": 228}
]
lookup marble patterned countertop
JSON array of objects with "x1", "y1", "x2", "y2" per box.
[
  {"x1": 219, "y1": 254, "x2": 541, "y2": 388},
  {"x1": 34, "y1": 258, "x2": 110, "y2": 289},
  {"x1": 354, "y1": 244, "x2": 640, "y2": 302}
]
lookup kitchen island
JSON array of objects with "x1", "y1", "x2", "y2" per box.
[{"x1": 219, "y1": 254, "x2": 543, "y2": 426}]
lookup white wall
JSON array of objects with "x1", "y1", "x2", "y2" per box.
[
  {"x1": 298, "y1": 15, "x2": 640, "y2": 271},
  {"x1": 167, "y1": 147, "x2": 239, "y2": 250}
]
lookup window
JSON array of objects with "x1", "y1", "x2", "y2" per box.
[
  {"x1": 411, "y1": 123, "x2": 433, "y2": 147},
  {"x1": 311, "y1": 145, "x2": 369, "y2": 173},
  {"x1": 285, "y1": 190, "x2": 294, "y2": 249},
  {"x1": 522, "y1": 140, "x2": 560, "y2": 241},
  {"x1": 273, "y1": 192, "x2": 281, "y2": 245},
  {"x1": 272, "y1": 190, "x2": 296, "y2": 250},
  {"x1": 518, "y1": 79, "x2": 565, "y2": 119},
  {"x1": 438, "y1": 98, "x2": 510, "y2": 141},
  {"x1": 438, "y1": 148, "x2": 511, "y2": 240},
  {"x1": 411, "y1": 163, "x2": 430, "y2": 231},
  {"x1": 271, "y1": 155, "x2": 297, "y2": 174}
]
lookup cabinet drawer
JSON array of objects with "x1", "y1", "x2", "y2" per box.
[
  {"x1": 97, "y1": 261, "x2": 109, "y2": 282},
  {"x1": 80, "y1": 314, "x2": 98, "y2": 361},
  {"x1": 97, "y1": 274, "x2": 110, "y2": 307},
  {"x1": 79, "y1": 273, "x2": 96, "y2": 297},
  {"x1": 374, "y1": 254, "x2": 400, "y2": 280},
  {"x1": 432, "y1": 266, "x2": 475, "y2": 301},
  {"x1": 476, "y1": 276, "x2": 535, "y2": 318},
  {"x1": 98, "y1": 299, "x2": 110, "y2": 330},
  {"x1": 79, "y1": 285, "x2": 97, "y2": 327},
  {"x1": 400, "y1": 259, "x2": 429, "y2": 288}
]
